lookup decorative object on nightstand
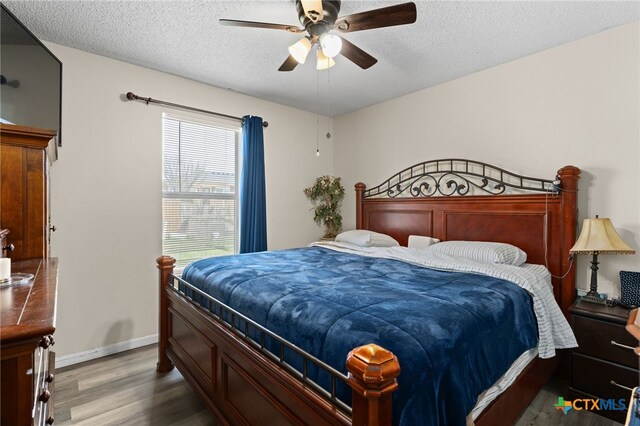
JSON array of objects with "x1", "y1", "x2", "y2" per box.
[
  {"x1": 570, "y1": 216, "x2": 636, "y2": 304},
  {"x1": 621, "y1": 271, "x2": 640, "y2": 308}
]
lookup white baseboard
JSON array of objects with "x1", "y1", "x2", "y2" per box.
[{"x1": 55, "y1": 334, "x2": 158, "y2": 368}]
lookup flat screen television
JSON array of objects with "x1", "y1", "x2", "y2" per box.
[{"x1": 1, "y1": 3, "x2": 62, "y2": 146}]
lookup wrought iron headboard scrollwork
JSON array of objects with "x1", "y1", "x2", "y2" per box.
[{"x1": 363, "y1": 159, "x2": 558, "y2": 198}]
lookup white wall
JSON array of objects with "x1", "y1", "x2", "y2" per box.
[
  {"x1": 334, "y1": 22, "x2": 640, "y2": 297},
  {"x1": 46, "y1": 43, "x2": 333, "y2": 358}
]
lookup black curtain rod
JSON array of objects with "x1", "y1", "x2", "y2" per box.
[{"x1": 125, "y1": 92, "x2": 269, "y2": 128}]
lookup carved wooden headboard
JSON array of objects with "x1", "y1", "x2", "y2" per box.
[{"x1": 355, "y1": 159, "x2": 581, "y2": 316}]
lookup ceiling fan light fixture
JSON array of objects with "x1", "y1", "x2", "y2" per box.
[
  {"x1": 301, "y1": 0, "x2": 324, "y2": 22},
  {"x1": 316, "y1": 48, "x2": 335, "y2": 70},
  {"x1": 319, "y1": 33, "x2": 342, "y2": 58},
  {"x1": 288, "y1": 37, "x2": 312, "y2": 64}
]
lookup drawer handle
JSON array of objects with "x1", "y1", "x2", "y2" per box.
[
  {"x1": 611, "y1": 380, "x2": 634, "y2": 392},
  {"x1": 39, "y1": 390, "x2": 51, "y2": 403},
  {"x1": 39, "y1": 338, "x2": 50, "y2": 349},
  {"x1": 45, "y1": 373, "x2": 54, "y2": 383},
  {"x1": 611, "y1": 340, "x2": 635, "y2": 351},
  {"x1": 46, "y1": 416, "x2": 54, "y2": 425}
]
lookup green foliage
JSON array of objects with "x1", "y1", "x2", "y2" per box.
[{"x1": 304, "y1": 176, "x2": 345, "y2": 238}]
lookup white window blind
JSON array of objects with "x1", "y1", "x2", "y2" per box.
[{"x1": 162, "y1": 115, "x2": 240, "y2": 270}]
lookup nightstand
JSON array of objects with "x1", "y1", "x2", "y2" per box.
[{"x1": 569, "y1": 300, "x2": 639, "y2": 423}]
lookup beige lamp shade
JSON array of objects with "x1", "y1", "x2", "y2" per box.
[
  {"x1": 288, "y1": 37, "x2": 312, "y2": 64},
  {"x1": 316, "y1": 48, "x2": 335, "y2": 70},
  {"x1": 570, "y1": 217, "x2": 636, "y2": 255}
]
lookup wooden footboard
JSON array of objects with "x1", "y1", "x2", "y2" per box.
[{"x1": 157, "y1": 256, "x2": 401, "y2": 426}]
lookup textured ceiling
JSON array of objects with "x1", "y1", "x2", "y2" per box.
[{"x1": 3, "y1": 1, "x2": 639, "y2": 116}]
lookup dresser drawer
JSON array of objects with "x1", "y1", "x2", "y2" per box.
[
  {"x1": 573, "y1": 314, "x2": 638, "y2": 368},
  {"x1": 571, "y1": 353, "x2": 636, "y2": 422},
  {"x1": 572, "y1": 352, "x2": 637, "y2": 399}
]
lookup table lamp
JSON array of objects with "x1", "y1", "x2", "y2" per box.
[{"x1": 570, "y1": 216, "x2": 636, "y2": 304}]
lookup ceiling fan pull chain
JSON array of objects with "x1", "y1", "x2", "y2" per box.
[
  {"x1": 316, "y1": 68, "x2": 320, "y2": 157},
  {"x1": 326, "y1": 67, "x2": 331, "y2": 140}
]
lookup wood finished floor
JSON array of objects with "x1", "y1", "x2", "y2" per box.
[{"x1": 55, "y1": 344, "x2": 622, "y2": 426}]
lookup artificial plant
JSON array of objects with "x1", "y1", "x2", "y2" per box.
[{"x1": 304, "y1": 176, "x2": 345, "y2": 238}]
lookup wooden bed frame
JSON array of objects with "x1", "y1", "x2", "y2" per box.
[{"x1": 156, "y1": 160, "x2": 580, "y2": 426}]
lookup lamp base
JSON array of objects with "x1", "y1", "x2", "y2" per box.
[
  {"x1": 581, "y1": 292, "x2": 606, "y2": 305},
  {"x1": 581, "y1": 253, "x2": 605, "y2": 305}
]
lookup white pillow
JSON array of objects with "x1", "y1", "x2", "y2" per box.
[
  {"x1": 428, "y1": 241, "x2": 527, "y2": 266},
  {"x1": 408, "y1": 235, "x2": 440, "y2": 249},
  {"x1": 335, "y1": 230, "x2": 399, "y2": 247}
]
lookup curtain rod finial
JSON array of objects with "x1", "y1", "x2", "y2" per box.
[
  {"x1": 126, "y1": 92, "x2": 136, "y2": 101},
  {"x1": 263, "y1": 121, "x2": 269, "y2": 128}
]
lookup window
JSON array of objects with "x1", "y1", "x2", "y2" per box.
[{"x1": 162, "y1": 115, "x2": 240, "y2": 270}]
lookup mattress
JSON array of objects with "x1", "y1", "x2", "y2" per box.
[{"x1": 182, "y1": 246, "x2": 551, "y2": 425}]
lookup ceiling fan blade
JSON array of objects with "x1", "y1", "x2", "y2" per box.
[
  {"x1": 220, "y1": 19, "x2": 304, "y2": 33},
  {"x1": 339, "y1": 38, "x2": 377, "y2": 69},
  {"x1": 278, "y1": 55, "x2": 299, "y2": 72},
  {"x1": 334, "y1": 2, "x2": 417, "y2": 33}
]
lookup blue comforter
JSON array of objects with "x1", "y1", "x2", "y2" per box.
[{"x1": 182, "y1": 247, "x2": 538, "y2": 425}]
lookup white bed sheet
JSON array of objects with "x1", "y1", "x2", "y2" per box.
[{"x1": 470, "y1": 347, "x2": 539, "y2": 421}]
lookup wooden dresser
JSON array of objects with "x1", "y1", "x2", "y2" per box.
[
  {"x1": 570, "y1": 300, "x2": 638, "y2": 422},
  {"x1": 1, "y1": 124, "x2": 59, "y2": 425},
  {"x1": 1, "y1": 259, "x2": 58, "y2": 425},
  {"x1": 0, "y1": 124, "x2": 55, "y2": 260}
]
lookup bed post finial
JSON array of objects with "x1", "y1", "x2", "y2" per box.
[
  {"x1": 557, "y1": 165, "x2": 580, "y2": 188},
  {"x1": 355, "y1": 182, "x2": 366, "y2": 230},
  {"x1": 156, "y1": 255, "x2": 176, "y2": 373},
  {"x1": 347, "y1": 343, "x2": 400, "y2": 426},
  {"x1": 557, "y1": 165, "x2": 581, "y2": 317}
]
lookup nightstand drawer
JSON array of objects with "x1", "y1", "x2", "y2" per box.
[
  {"x1": 573, "y1": 314, "x2": 639, "y2": 368},
  {"x1": 572, "y1": 353, "x2": 637, "y2": 400}
]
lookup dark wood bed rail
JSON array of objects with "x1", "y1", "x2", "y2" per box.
[{"x1": 157, "y1": 256, "x2": 401, "y2": 425}]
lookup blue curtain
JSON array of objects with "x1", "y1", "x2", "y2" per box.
[{"x1": 239, "y1": 116, "x2": 267, "y2": 253}]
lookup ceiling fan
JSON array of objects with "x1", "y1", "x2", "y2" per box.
[{"x1": 220, "y1": 0, "x2": 417, "y2": 71}]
